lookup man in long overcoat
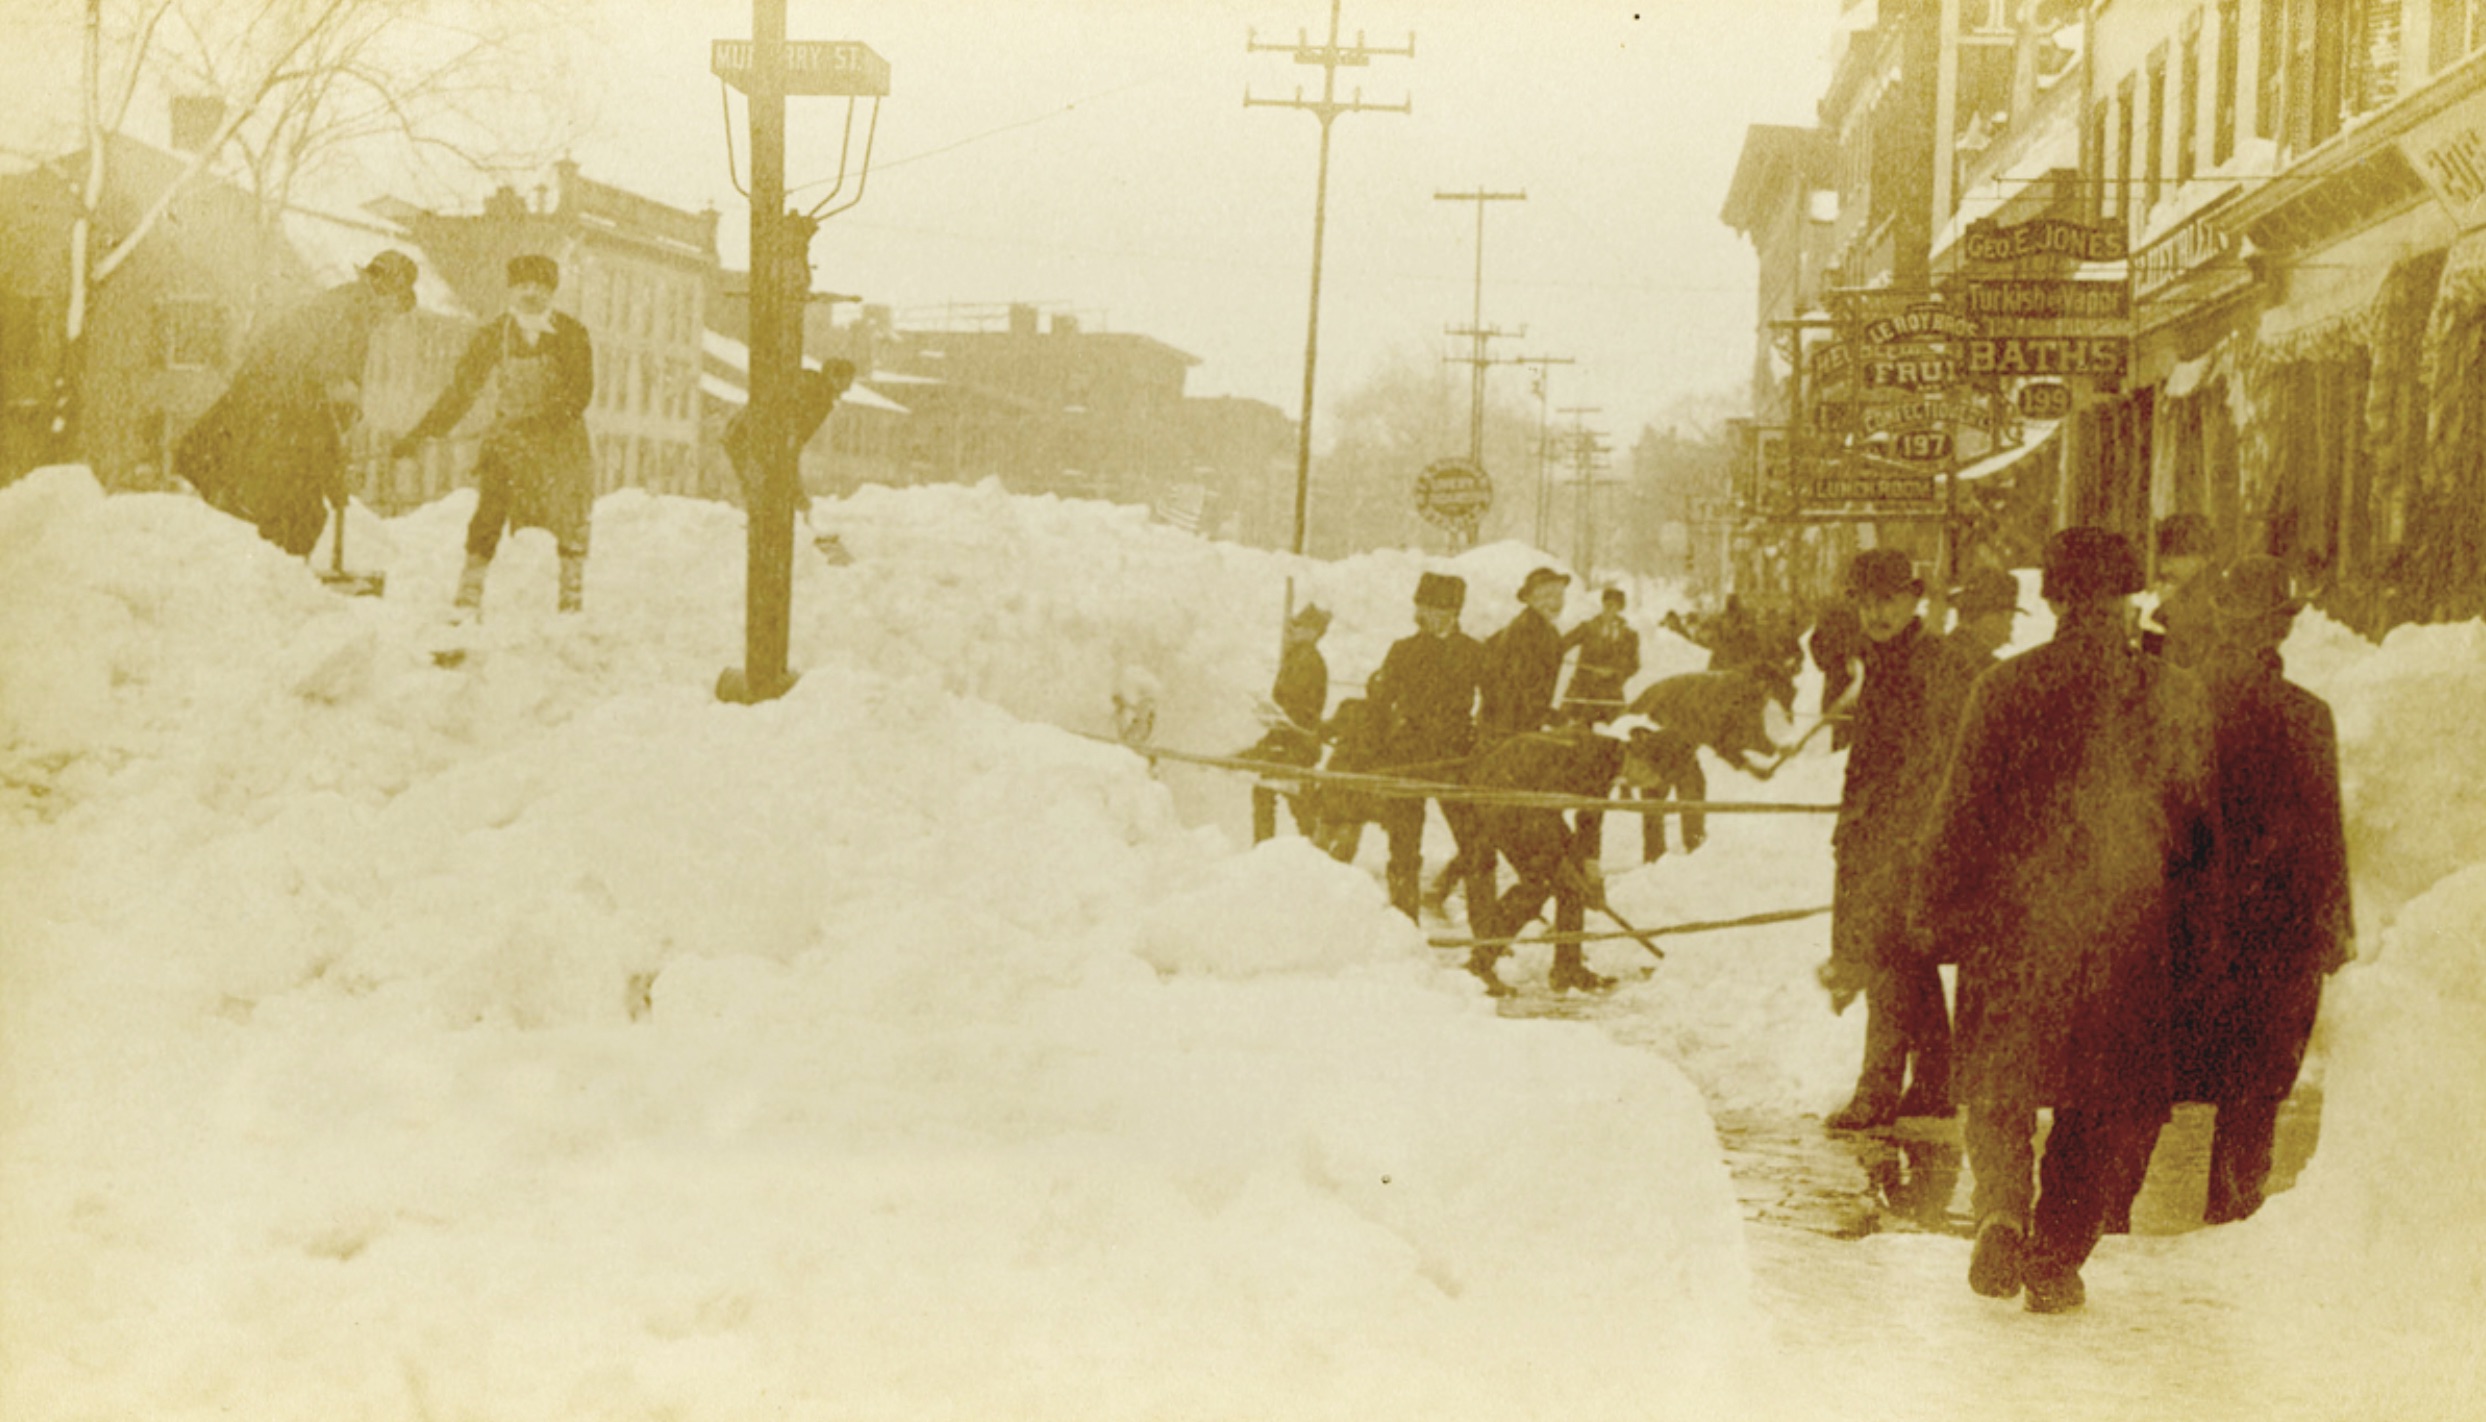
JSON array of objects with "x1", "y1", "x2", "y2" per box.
[
  {"x1": 1916, "y1": 527, "x2": 2222, "y2": 1314},
  {"x1": 1478, "y1": 566, "x2": 1571, "y2": 740},
  {"x1": 2181, "y1": 555, "x2": 2353, "y2": 1223},
  {"x1": 1367, "y1": 572, "x2": 1491, "y2": 920},
  {"x1": 394, "y1": 254, "x2": 597, "y2": 614},
  {"x1": 1823, "y1": 548, "x2": 1978, "y2": 1130},
  {"x1": 175, "y1": 252, "x2": 418, "y2": 556}
]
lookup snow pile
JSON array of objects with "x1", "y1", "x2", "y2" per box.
[{"x1": 0, "y1": 473, "x2": 1768, "y2": 1421}]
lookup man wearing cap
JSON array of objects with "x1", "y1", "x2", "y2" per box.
[
  {"x1": 1561, "y1": 586, "x2": 1642, "y2": 725},
  {"x1": 1946, "y1": 566, "x2": 2024, "y2": 668},
  {"x1": 1916, "y1": 527, "x2": 2221, "y2": 1314},
  {"x1": 1242, "y1": 603, "x2": 1333, "y2": 843},
  {"x1": 1366, "y1": 572, "x2": 1491, "y2": 920},
  {"x1": 2143, "y1": 512, "x2": 2218, "y2": 669},
  {"x1": 176, "y1": 251, "x2": 419, "y2": 557},
  {"x1": 394, "y1": 253, "x2": 597, "y2": 615},
  {"x1": 1823, "y1": 548, "x2": 1979, "y2": 1131},
  {"x1": 1463, "y1": 716, "x2": 1673, "y2": 996},
  {"x1": 2177, "y1": 555, "x2": 2352, "y2": 1224}
]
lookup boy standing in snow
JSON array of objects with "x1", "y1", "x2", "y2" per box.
[
  {"x1": 393, "y1": 254, "x2": 596, "y2": 616},
  {"x1": 1916, "y1": 528, "x2": 2221, "y2": 1314},
  {"x1": 1243, "y1": 603, "x2": 1332, "y2": 843},
  {"x1": 1560, "y1": 586, "x2": 1641, "y2": 724}
]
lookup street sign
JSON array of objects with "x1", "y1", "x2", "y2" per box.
[
  {"x1": 712, "y1": 39, "x2": 892, "y2": 96},
  {"x1": 1963, "y1": 336, "x2": 2128, "y2": 380},
  {"x1": 2017, "y1": 381, "x2": 2074, "y2": 419},
  {"x1": 1958, "y1": 279, "x2": 2131, "y2": 321},
  {"x1": 1416, "y1": 457, "x2": 1493, "y2": 528}
]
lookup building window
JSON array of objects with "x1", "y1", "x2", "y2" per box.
[
  {"x1": 2180, "y1": 13, "x2": 2203, "y2": 184},
  {"x1": 2115, "y1": 75, "x2": 2137, "y2": 224},
  {"x1": 2216, "y1": 0, "x2": 2240, "y2": 163},
  {"x1": 2259, "y1": 0, "x2": 2287, "y2": 139},
  {"x1": 159, "y1": 298, "x2": 226, "y2": 370},
  {"x1": 2438, "y1": 0, "x2": 2486, "y2": 71},
  {"x1": 2146, "y1": 47, "x2": 2168, "y2": 213},
  {"x1": 2086, "y1": 99, "x2": 2109, "y2": 222}
]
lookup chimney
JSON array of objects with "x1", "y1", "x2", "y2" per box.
[
  {"x1": 1050, "y1": 313, "x2": 1081, "y2": 336},
  {"x1": 484, "y1": 186, "x2": 527, "y2": 222},
  {"x1": 169, "y1": 95, "x2": 225, "y2": 154},
  {"x1": 1008, "y1": 303, "x2": 1038, "y2": 338}
]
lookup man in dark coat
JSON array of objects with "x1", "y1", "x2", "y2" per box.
[
  {"x1": 1823, "y1": 549, "x2": 1979, "y2": 1131},
  {"x1": 1366, "y1": 572, "x2": 1491, "y2": 920},
  {"x1": 1478, "y1": 566, "x2": 1572, "y2": 741},
  {"x1": 723, "y1": 359, "x2": 855, "y2": 517},
  {"x1": 1621, "y1": 667, "x2": 1787, "y2": 863},
  {"x1": 2142, "y1": 512, "x2": 2218, "y2": 670},
  {"x1": 2182, "y1": 556, "x2": 2354, "y2": 1223},
  {"x1": 1463, "y1": 718, "x2": 1670, "y2": 996},
  {"x1": 1243, "y1": 603, "x2": 1332, "y2": 843},
  {"x1": 1561, "y1": 586, "x2": 1642, "y2": 724},
  {"x1": 1916, "y1": 527, "x2": 2221, "y2": 1314},
  {"x1": 393, "y1": 254, "x2": 597, "y2": 614},
  {"x1": 176, "y1": 252, "x2": 418, "y2": 557},
  {"x1": 1944, "y1": 566, "x2": 2023, "y2": 668}
]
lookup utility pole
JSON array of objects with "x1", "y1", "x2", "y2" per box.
[
  {"x1": 1507, "y1": 353, "x2": 1572, "y2": 549},
  {"x1": 1247, "y1": 0, "x2": 1412, "y2": 585},
  {"x1": 1559, "y1": 405, "x2": 1606, "y2": 578},
  {"x1": 1433, "y1": 188, "x2": 1525, "y2": 465}
]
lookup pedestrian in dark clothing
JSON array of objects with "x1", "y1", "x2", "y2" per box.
[
  {"x1": 1243, "y1": 603, "x2": 1332, "y2": 843},
  {"x1": 1478, "y1": 566, "x2": 1572, "y2": 741},
  {"x1": 1807, "y1": 597, "x2": 1867, "y2": 751},
  {"x1": 1705, "y1": 594, "x2": 1764, "y2": 671},
  {"x1": 2143, "y1": 512, "x2": 2218, "y2": 670},
  {"x1": 1463, "y1": 718, "x2": 1671, "y2": 996},
  {"x1": 1822, "y1": 549, "x2": 1978, "y2": 1131},
  {"x1": 1310, "y1": 691, "x2": 1387, "y2": 864},
  {"x1": 1621, "y1": 668, "x2": 1787, "y2": 862},
  {"x1": 2180, "y1": 556, "x2": 2353, "y2": 1224},
  {"x1": 1367, "y1": 573, "x2": 1491, "y2": 920},
  {"x1": 1561, "y1": 586, "x2": 1641, "y2": 724},
  {"x1": 176, "y1": 252, "x2": 418, "y2": 557},
  {"x1": 394, "y1": 254, "x2": 597, "y2": 614},
  {"x1": 1916, "y1": 527, "x2": 2222, "y2": 1315},
  {"x1": 723, "y1": 359, "x2": 855, "y2": 517},
  {"x1": 1945, "y1": 566, "x2": 2024, "y2": 668}
]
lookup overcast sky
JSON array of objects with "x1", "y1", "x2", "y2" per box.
[
  {"x1": 4, "y1": 0, "x2": 1845, "y2": 447},
  {"x1": 575, "y1": 0, "x2": 1844, "y2": 444}
]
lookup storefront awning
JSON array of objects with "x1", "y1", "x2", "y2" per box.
[
  {"x1": 2258, "y1": 256, "x2": 2395, "y2": 354},
  {"x1": 1954, "y1": 421, "x2": 2060, "y2": 484}
]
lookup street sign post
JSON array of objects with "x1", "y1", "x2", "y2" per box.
[{"x1": 712, "y1": 39, "x2": 890, "y2": 96}]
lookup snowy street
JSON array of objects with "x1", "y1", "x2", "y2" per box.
[{"x1": 3, "y1": 471, "x2": 2481, "y2": 1420}]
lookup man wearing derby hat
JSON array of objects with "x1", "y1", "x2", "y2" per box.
[
  {"x1": 2172, "y1": 555, "x2": 2351, "y2": 1224},
  {"x1": 1365, "y1": 572, "x2": 1491, "y2": 921},
  {"x1": 175, "y1": 250, "x2": 419, "y2": 557},
  {"x1": 1916, "y1": 527, "x2": 2221, "y2": 1315},
  {"x1": 1822, "y1": 547, "x2": 1978, "y2": 1132},
  {"x1": 1945, "y1": 565, "x2": 2024, "y2": 669},
  {"x1": 1479, "y1": 567, "x2": 1572, "y2": 741},
  {"x1": 395, "y1": 252, "x2": 597, "y2": 615}
]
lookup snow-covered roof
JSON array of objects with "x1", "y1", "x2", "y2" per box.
[{"x1": 699, "y1": 344, "x2": 911, "y2": 415}]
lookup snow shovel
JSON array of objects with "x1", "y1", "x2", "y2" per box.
[{"x1": 316, "y1": 500, "x2": 386, "y2": 598}]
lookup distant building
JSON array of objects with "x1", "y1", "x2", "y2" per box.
[{"x1": 382, "y1": 161, "x2": 720, "y2": 502}]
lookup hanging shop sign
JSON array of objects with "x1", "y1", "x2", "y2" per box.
[
  {"x1": 1859, "y1": 394, "x2": 1998, "y2": 434},
  {"x1": 1804, "y1": 467, "x2": 1939, "y2": 504},
  {"x1": 1958, "y1": 279, "x2": 2131, "y2": 321},
  {"x1": 1858, "y1": 344, "x2": 1960, "y2": 392},
  {"x1": 2397, "y1": 87, "x2": 2486, "y2": 231},
  {"x1": 1962, "y1": 216, "x2": 2128, "y2": 266},
  {"x1": 2016, "y1": 380, "x2": 2074, "y2": 419},
  {"x1": 2132, "y1": 207, "x2": 2241, "y2": 301},
  {"x1": 1415, "y1": 457, "x2": 1493, "y2": 528},
  {"x1": 1887, "y1": 426, "x2": 1954, "y2": 462},
  {"x1": 1962, "y1": 335, "x2": 2129, "y2": 380},
  {"x1": 1859, "y1": 306, "x2": 1982, "y2": 345}
]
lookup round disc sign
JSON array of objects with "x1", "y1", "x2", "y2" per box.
[{"x1": 1416, "y1": 457, "x2": 1493, "y2": 529}]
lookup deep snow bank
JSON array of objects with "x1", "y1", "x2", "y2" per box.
[{"x1": 0, "y1": 473, "x2": 1766, "y2": 1421}]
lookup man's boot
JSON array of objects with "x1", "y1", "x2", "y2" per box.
[
  {"x1": 452, "y1": 552, "x2": 489, "y2": 618},
  {"x1": 557, "y1": 551, "x2": 585, "y2": 613},
  {"x1": 1547, "y1": 945, "x2": 1614, "y2": 995}
]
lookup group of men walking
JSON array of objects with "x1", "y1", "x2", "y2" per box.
[{"x1": 1821, "y1": 525, "x2": 2351, "y2": 1315}]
